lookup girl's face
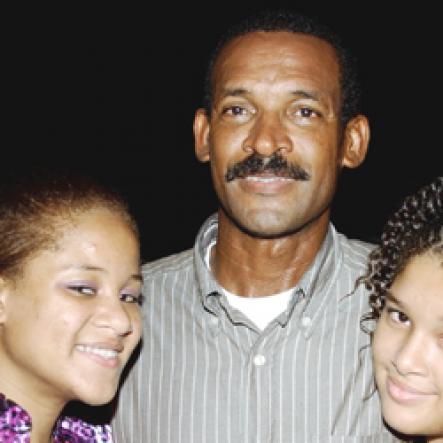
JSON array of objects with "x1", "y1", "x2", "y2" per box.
[
  {"x1": 372, "y1": 252, "x2": 443, "y2": 440},
  {"x1": 0, "y1": 208, "x2": 142, "y2": 407}
]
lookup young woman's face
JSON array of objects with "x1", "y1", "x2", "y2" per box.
[
  {"x1": 0, "y1": 208, "x2": 142, "y2": 406},
  {"x1": 372, "y1": 252, "x2": 443, "y2": 440}
]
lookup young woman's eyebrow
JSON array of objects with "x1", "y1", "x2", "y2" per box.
[
  {"x1": 61, "y1": 264, "x2": 106, "y2": 273},
  {"x1": 130, "y1": 274, "x2": 143, "y2": 282},
  {"x1": 385, "y1": 292, "x2": 405, "y2": 308},
  {"x1": 60, "y1": 265, "x2": 142, "y2": 282}
]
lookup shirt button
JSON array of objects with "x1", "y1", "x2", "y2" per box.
[
  {"x1": 301, "y1": 316, "x2": 312, "y2": 328},
  {"x1": 211, "y1": 317, "x2": 219, "y2": 325},
  {"x1": 253, "y1": 354, "x2": 266, "y2": 366}
]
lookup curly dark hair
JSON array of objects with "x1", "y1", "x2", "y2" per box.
[
  {"x1": 361, "y1": 176, "x2": 443, "y2": 325},
  {"x1": 203, "y1": 9, "x2": 362, "y2": 126}
]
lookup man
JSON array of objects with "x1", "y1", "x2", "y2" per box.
[{"x1": 113, "y1": 10, "x2": 404, "y2": 442}]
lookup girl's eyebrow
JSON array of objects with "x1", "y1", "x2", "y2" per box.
[
  {"x1": 385, "y1": 292, "x2": 405, "y2": 308},
  {"x1": 130, "y1": 274, "x2": 143, "y2": 282},
  {"x1": 61, "y1": 264, "x2": 142, "y2": 282},
  {"x1": 387, "y1": 292, "x2": 443, "y2": 324},
  {"x1": 62, "y1": 264, "x2": 106, "y2": 273}
]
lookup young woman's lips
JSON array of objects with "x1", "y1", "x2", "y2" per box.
[
  {"x1": 75, "y1": 343, "x2": 122, "y2": 369},
  {"x1": 387, "y1": 376, "x2": 436, "y2": 404}
]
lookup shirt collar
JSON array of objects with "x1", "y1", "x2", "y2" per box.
[
  {"x1": 194, "y1": 214, "x2": 223, "y2": 311},
  {"x1": 194, "y1": 213, "x2": 341, "y2": 308}
]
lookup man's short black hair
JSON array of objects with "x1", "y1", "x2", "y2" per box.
[{"x1": 203, "y1": 9, "x2": 362, "y2": 125}]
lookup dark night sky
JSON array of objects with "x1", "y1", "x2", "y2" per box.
[{"x1": 8, "y1": 3, "x2": 442, "y2": 261}]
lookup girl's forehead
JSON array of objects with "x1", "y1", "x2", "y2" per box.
[{"x1": 391, "y1": 253, "x2": 443, "y2": 319}]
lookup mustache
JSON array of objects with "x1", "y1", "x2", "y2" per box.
[{"x1": 225, "y1": 153, "x2": 310, "y2": 182}]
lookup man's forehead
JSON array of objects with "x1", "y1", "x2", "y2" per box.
[
  {"x1": 216, "y1": 31, "x2": 338, "y2": 66},
  {"x1": 212, "y1": 31, "x2": 341, "y2": 99}
]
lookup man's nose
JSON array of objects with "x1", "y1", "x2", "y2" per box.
[{"x1": 242, "y1": 113, "x2": 292, "y2": 157}]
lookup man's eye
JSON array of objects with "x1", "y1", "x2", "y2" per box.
[
  {"x1": 296, "y1": 107, "x2": 319, "y2": 118},
  {"x1": 223, "y1": 106, "x2": 247, "y2": 116},
  {"x1": 68, "y1": 285, "x2": 96, "y2": 296},
  {"x1": 387, "y1": 308, "x2": 410, "y2": 325}
]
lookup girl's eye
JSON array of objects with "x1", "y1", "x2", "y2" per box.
[
  {"x1": 68, "y1": 285, "x2": 96, "y2": 296},
  {"x1": 387, "y1": 308, "x2": 410, "y2": 325},
  {"x1": 120, "y1": 293, "x2": 144, "y2": 305}
]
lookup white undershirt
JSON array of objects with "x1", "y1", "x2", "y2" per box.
[
  {"x1": 223, "y1": 287, "x2": 293, "y2": 330},
  {"x1": 205, "y1": 240, "x2": 293, "y2": 330}
]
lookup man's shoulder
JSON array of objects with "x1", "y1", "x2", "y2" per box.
[
  {"x1": 142, "y1": 248, "x2": 194, "y2": 279},
  {"x1": 335, "y1": 231, "x2": 375, "y2": 272}
]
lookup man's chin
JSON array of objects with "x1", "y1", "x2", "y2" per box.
[{"x1": 228, "y1": 212, "x2": 299, "y2": 239}]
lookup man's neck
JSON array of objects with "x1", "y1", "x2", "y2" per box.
[{"x1": 212, "y1": 210, "x2": 330, "y2": 296}]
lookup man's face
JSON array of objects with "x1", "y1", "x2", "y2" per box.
[{"x1": 194, "y1": 31, "x2": 367, "y2": 238}]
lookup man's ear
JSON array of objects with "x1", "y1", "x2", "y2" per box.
[
  {"x1": 340, "y1": 114, "x2": 370, "y2": 169},
  {"x1": 193, "y1": 108, "x2": 211, "y2": 163}
]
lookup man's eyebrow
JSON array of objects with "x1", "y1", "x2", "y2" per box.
[
  {"x1": 290, "y1": 90, "x2": 321, "y2": 101},
  {"x1": 218, "y1": 88, "x2": 323, "y2": 104},
  {"x1": 219, "y1": 88, "x2": 250, "y2": 98}
]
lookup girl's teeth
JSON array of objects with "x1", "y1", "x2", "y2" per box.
[{"x1": 76, "y1": 345, "x2": 118, "y2": 359}]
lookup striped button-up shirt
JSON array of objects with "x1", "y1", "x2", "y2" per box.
[{"x1": 112, "y1": 215, "x2": 406, "y2": 442}]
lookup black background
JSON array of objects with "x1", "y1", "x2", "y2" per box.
[{"x1": 8, "y1": 3, "x2": 441, "y2": 261}]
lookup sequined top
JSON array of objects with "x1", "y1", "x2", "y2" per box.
[{"x1": 0, "y1": 393, "x2": 112, "y2": 442}]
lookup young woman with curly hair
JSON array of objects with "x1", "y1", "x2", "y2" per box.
[{"x1": 362, "y1": 176, "x2": 443, "y2": 442}]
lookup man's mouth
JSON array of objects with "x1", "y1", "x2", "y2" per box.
[{"x1": 243, "y1": 175, "x2": 294, "y2": 183}]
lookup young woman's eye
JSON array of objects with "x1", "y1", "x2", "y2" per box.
[
  {"x1": 120, "y1": 292, "x2": 143, "y2": 305},
  {"x1": 68, "y1": 285, "x2": 96, "y2": 296},
  {"x1": 387, "y1": 308, "x2": 410, "y2": 325}
]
